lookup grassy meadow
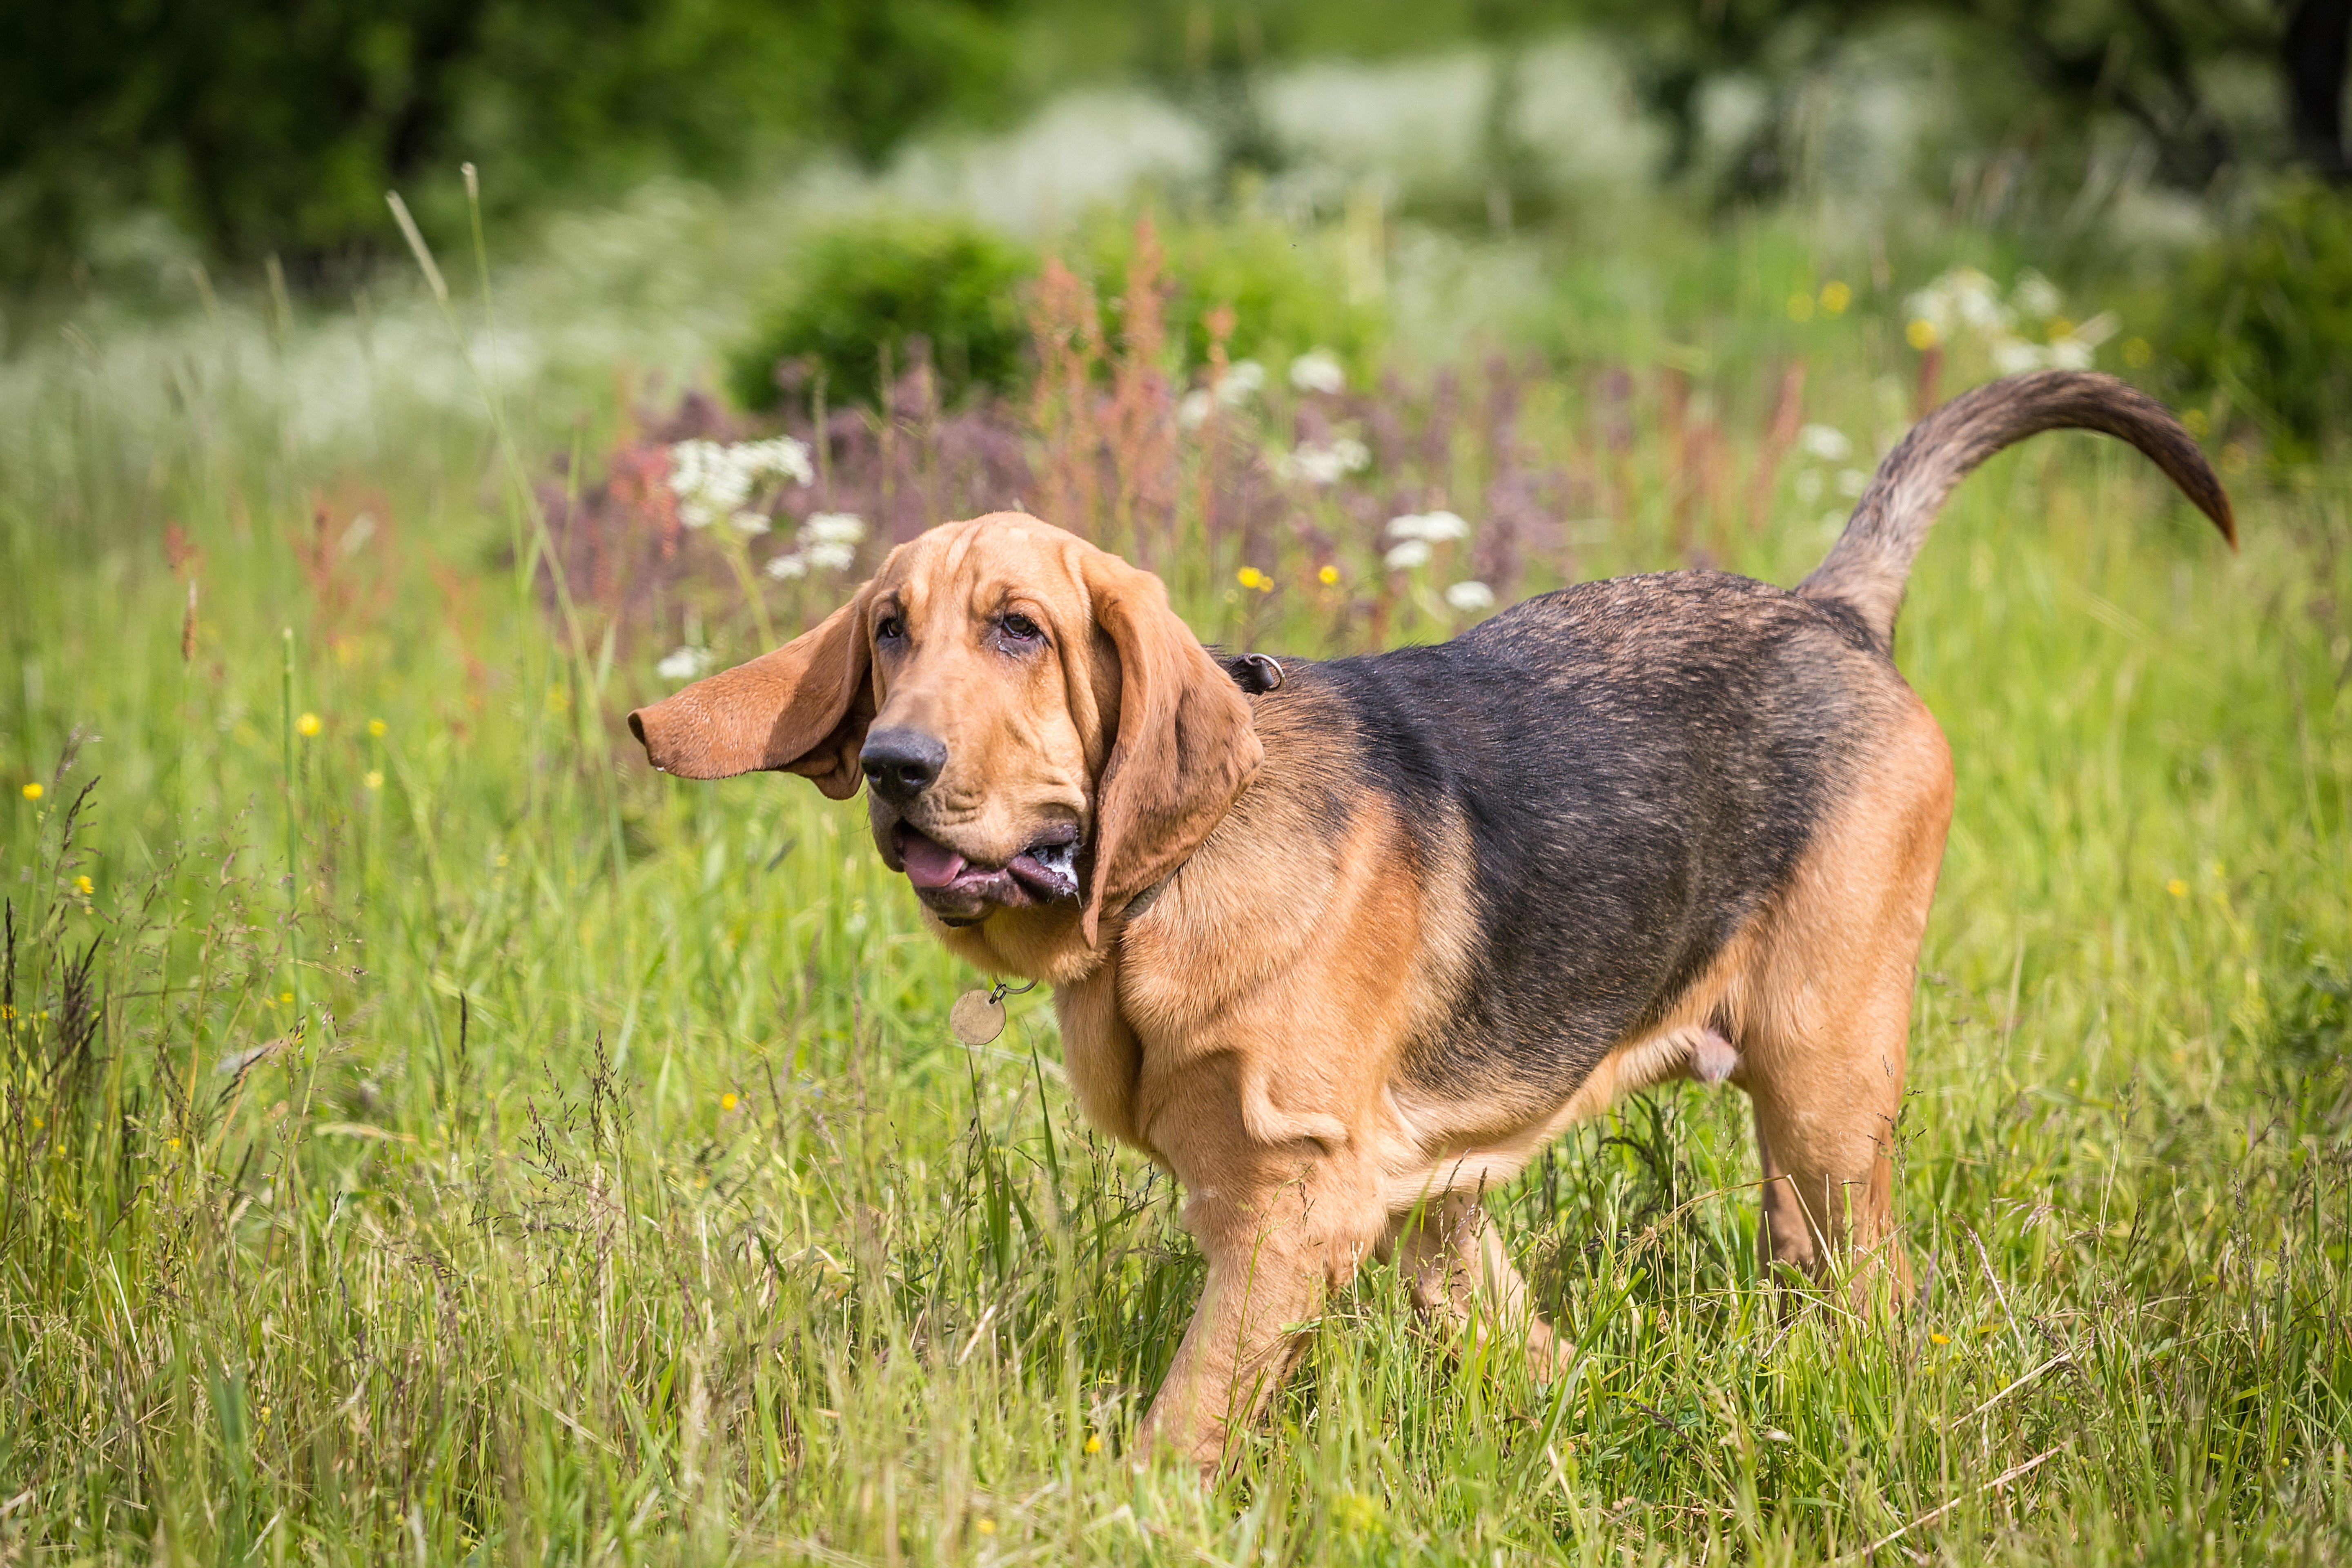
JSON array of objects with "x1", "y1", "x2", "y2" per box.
[{"x1": 4, "y1": 189, "x2": 2351, "y2": 1567}]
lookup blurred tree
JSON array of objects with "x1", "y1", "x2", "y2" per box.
[{"x1": 0, "y1": 0, "x2": 1031, "y2": 282}]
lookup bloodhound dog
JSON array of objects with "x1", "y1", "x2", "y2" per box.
[{"x1": 630, "y1": 370, "x2": 2233, "y2": 1468}]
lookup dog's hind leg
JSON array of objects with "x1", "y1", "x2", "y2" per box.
[
  {"x1": 1386, "y1": 1189, "x2": 1564, "y2": 1377},
  {"x1": 1737, "y1": 698, "x2": 1951, "y2": 1303}
]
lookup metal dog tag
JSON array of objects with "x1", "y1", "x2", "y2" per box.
[
  {"x1": 950, "y1": 989, "x2": 1005, "y2": 1047},
  {"x1": 951, "y1": 977, "x2": 1038, "y2": 1047}
]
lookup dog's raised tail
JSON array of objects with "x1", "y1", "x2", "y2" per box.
[{"x1": 1798, "y1": 370, "x2": 2236, "y2": 648}]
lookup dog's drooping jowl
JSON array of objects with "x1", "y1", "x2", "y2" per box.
[{"x1": 630, "y1": 371, "x2": 2234, "y2": 1468}]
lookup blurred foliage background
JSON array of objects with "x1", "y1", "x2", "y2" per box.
[{"x1": 3, "y1": 0, "x2": 2350, "y2": 449}]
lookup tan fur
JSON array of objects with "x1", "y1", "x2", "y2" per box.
[{"x1": 629, "y1": 512, "x2": 1961, "y2": 1470}]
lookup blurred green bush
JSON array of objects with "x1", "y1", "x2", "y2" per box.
[
  {"x1": 1085, "y1": 214, "x2": 1384, "y2": 382},
  {"x1": 728, "y1": 213, "x2": 1038, "y2": 411},
  {"x1": 2163, "y1": 180, "x2": 2352, "y2": 457},
  {"x1": 729, "y1": 209, "x2": 1384, "y2": 412}
]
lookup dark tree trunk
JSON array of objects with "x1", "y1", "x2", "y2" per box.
[{"x1": 2286, "y1": 0, "x2": 2352, "y2": 177}]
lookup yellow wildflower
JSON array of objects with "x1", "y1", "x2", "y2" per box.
[
  {"x1": 364, "y1": 770, "x2": 384, "y2": 791},
  {"x1": 279, "y1": 990, "x2": 294, "y2": 1004},
  {"x1": 722, "y1": 1093, "x2": 739, "y2": 1111},
  {"x1": 21, "y1": 782, "x2": 41, "y2": 800},
  {"x1": 1819, "y1": 280, "x2": 1852, "y2": 316},
  {"x1": 296, "y1": 712, "x2": 321, "y2": 737},
  {"x1": 368, "y1": 718, "x2": 387, "y2": 737},
  {"x1": 1905, "y1": 319, "x2": 1939, "y2": 351},
  {"x1": 1318, "y1": 564, "x2": 1340, "y2": 586},
  {"x1": 1236, "y1": 566, "x2": 1263, "y2": 590},
  {"x1": 976, "y1": 1519, "x2": 996, "y2": 1536},
  {"x1": 1929, "y1": 1332, "x2": 1951, "y2": 1345},
  {"x1": 2167, "y1": 879, "x2": 2187, "y2": 898},
  {"x1": 75, "y1": 875, "x2": 93, "y2": 895},
  {"x1": 1085, "y1": 1434, "x2": 1102, "y2": 1454}
]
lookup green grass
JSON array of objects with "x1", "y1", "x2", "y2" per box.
[{"x1": 3, "y1": 210, "x2": 2350, "y2": 1565}]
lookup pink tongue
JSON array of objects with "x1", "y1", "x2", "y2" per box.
[{"x1": 899, "y1": 831, "x2": 968, "y2": 889}]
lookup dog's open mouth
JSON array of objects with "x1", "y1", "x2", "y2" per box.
[{"x1": 894, "y1": 823, "x2": 1080, "y2": 917}]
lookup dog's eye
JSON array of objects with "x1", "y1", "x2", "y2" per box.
[
  {"x1": 876, "y1": 614, "x2": 906, "y2": 643},
  {"x1": 998, "y1": 613, "x2": 1043, "y2": 645}
]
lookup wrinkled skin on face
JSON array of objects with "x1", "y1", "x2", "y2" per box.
[
  {"x1": 858, "y1": 518, "x2": 1118, "y2": 928},
  {"x1": 627, "y1": 512, "x2": 1258, "y2": 983}
]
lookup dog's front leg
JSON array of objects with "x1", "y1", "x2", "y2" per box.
[{"x1": 1134, "y1": 1069, "x2": 1382, "y2": 1470}]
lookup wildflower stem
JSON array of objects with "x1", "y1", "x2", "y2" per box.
[{"x1": 281, "y1": 626, "x2": 302, "y2": 1009}]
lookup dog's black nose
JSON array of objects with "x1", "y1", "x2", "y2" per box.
[{"x1": 860, "y1": 728, "x2": 947, "y2": 804}]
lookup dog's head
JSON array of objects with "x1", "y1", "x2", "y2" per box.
[{"x1": 628, "y1": 512, "x2": 1260, "y2": 944}]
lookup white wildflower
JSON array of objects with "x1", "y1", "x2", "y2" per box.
[
  {"x1": 1445, "y1": 580, "x2": 1496, "y2": 612},
  {"x1": 1278, "y1": 437, "x2": 1370, "y2": 486},
  {"x1": 1179, "y1": 389, "x2": 1214, "y2": 429},
  {"x1": 1836, "y1": 468, "x2": 1869, "y2": 499},
  {"x1": 1386, "y1": 510, "x2": 1470, "y2": 542},
  {"x1": 657, "y1": 646, "x2": 713, "y2": 682},
  {"x1": 2011, "y1": 269, "x2": 2062, "y2": 321},
  {"x1": 666, "y1": 436, "x2": 813, "y2": 532},
  {"x1": 1384, "y1": 539, "x2": 1433, "y2": 571},
  {"x1": 804, "y1": 541, "x2": 857, "y2": 572},
  {"x1": 1220, "y1": 359, "x2": 1266, "y2": 403},
  {"x1": 1797, "y1": 424, "x2": 1851, "y2": 463},
  {"x1": 1794, "y1": 469, "x2": 1823, "y2": 504},
  {"x1": 1992, "y1": 338, "x2": 2047, "y2": 376},
  {"x1": 735, "y1": 437, "x2": 815, "y2": 487},
  {"x1": 765, "y1": 553, "x2": 809, "y2": 580},
  {"x1": 803, "y1": 512, "x2": 865, "y2": 545},
  {"x1": 1288, "y1": 348, "x2": 1345, "y2": 395}
]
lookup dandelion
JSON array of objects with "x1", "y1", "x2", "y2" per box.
[
  {"x1": 364, "y1": 770, "x2": 384, "y2": 791},
  {"x1": 1905, "y1": 318, "x2": 1939, "y2": 351},
  {"x1": 2167, "y1": 878, "x2": 2188, "y2": 898},
  {"x1": 1786, "y1": 292, "x2": 1815, "y2": 322},
  {"x1": 1288, "y1": 348, "x2": 1345, "y2": 395},
  {"x1": 296, "y1": 712, "x2": 321, "y2": 737},
  {"x1": 1797, "y1": 425, "x2": 1852, "y2": 464},
  {"x1": 75, "y1": 875, "x2": 93, "y2": 896},
  {"x1": 21, "y1": 782, "x2": 40, "y2": 801},
  {"x1": 368, "y1": 718, "x2": 387, "y2": 737},
  {"x1": 1386, "y1": 510, "x2": 1470, "y2": 543},
  {"x1": 1318, "y1": 564, "x2": 1341, "y2": 586},
  {"x1": 1445, "y1": 580, "x2": 1496, "y2": 612},
  {"x1": 657, "y1": 646, "x2": 713, "y2": 682},
  {"x1": 1384, "y1": 539, "x2": 1432, "y2": 571},
  {"x1": 1819, "y1": 280, "x2": 1852, "y2": 316}
]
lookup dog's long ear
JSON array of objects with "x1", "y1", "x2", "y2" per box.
[
  {"x1": 628, "y1": 588, "x2": 876, "y2": 799},
  {"x1": 1079, "y1": 552, "x2": 1261, "y2": 945}
]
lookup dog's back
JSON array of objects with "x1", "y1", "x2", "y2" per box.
[{"x1": 1237, "y1": 572, "x2": 1914, "y2": 1102}]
